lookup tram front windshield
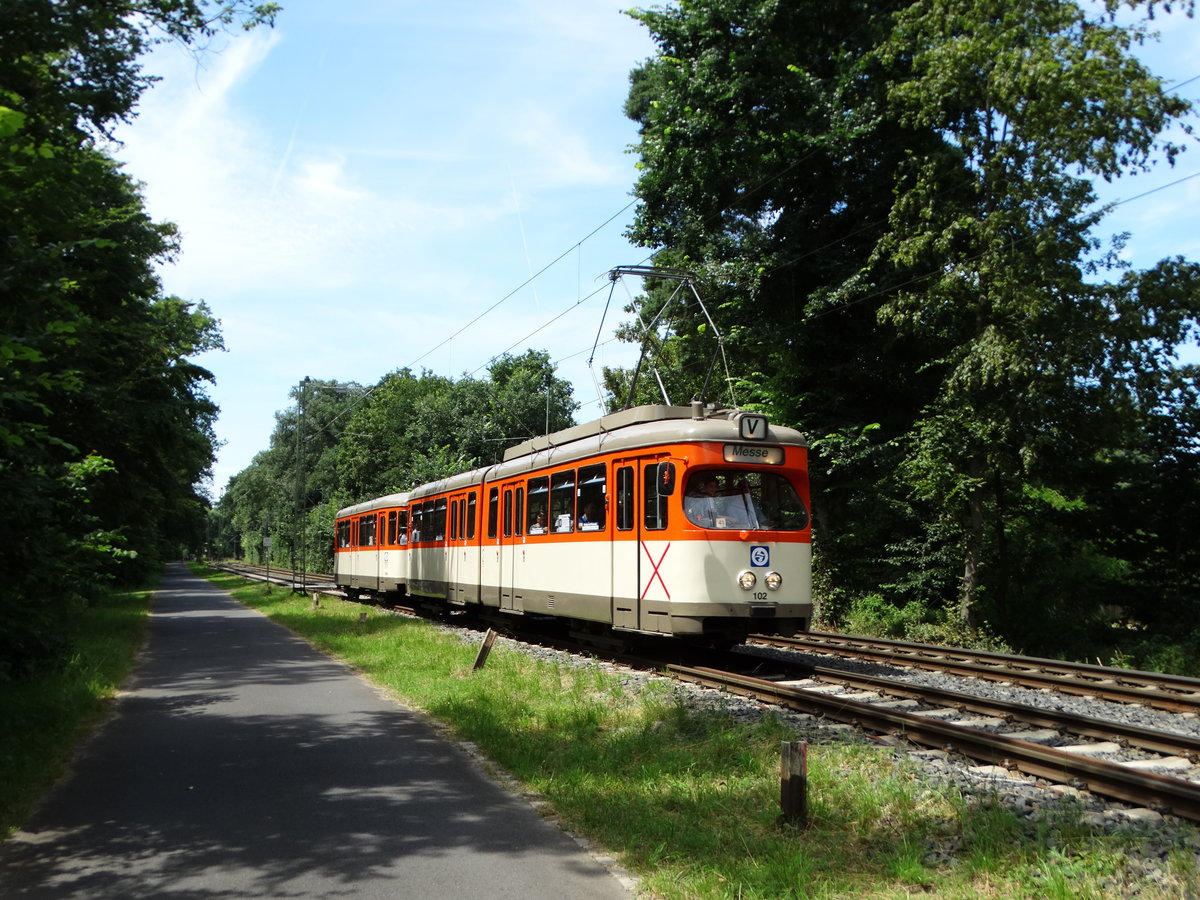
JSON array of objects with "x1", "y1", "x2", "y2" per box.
[{"x1": 683, "y1": 470, "x2": 808, "y2": 531}]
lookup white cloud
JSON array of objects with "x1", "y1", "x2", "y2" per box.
[
  {"x1": 111, "y1": 3, "x2": 656, "y2": 492},
  {"x1": 117, "y1": 34, "x2": 403, "y2": 295},
  {"x1": 294, "y1": 156, "x2": 366, "y2": 201}
]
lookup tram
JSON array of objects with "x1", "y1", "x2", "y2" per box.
[{"x1": 334, "y1": 403, "x2": 812, "y2": 644}]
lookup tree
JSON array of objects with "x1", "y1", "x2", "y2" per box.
[
  {"x1": 2, "y1": 0, "x2": 278, "y2": 140},
  {"x1": 487, "y1": 350, "x2": 577, "y2": 441},
  {"x1": 874, "y1": 0, "x2": 1195, "y2": 627},
  {"x1": 0, "y1": 0, "x2": 277, "y2": 676},
  {"x1": 215, "y1": 355, "x2": 578, "y2": 574},
  {"x1": 623, "y1": 0, "x2": 1199, "y2": 648}
]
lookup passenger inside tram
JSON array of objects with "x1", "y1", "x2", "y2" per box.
[{"x1": 683, "y1": 470, "x2": 809, "y2": 531}]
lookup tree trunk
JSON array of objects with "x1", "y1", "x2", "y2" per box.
[{"x1": 960, "y1": 453, "x2": 986, "y2": 629}]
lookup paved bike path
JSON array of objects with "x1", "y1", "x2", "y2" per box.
[{"x1": 0, "y1": 564, "x2": 632, "y2": 898}]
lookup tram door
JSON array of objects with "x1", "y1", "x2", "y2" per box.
[
  {"x1": 611, "y1": 463, "x2": 638, "y2": 630},
  {"x1": 376, "y1": 512, "x2": 386, "y2": 592},
  {"x1": 447, "y1": 495, "x2": 462, "y2": 604},
  {"x1": 500, "y1": 486, "x2": 519, "y2": 611},
  {"x1": 612, "y1": 457, "x2": 673, "y2": 633},
  {"x1": 455, "y1": 491, "x2": 479, "y2": 604},
  {"x1": 480, "y1": 486, "x2": 501, "y2": 607}
]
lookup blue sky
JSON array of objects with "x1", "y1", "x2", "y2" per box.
[{"x1": 112, "y1": 1, "x2": 1200, "y2": 496}]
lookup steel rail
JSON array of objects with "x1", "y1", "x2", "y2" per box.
[
  {"x1": 756, "y1": 633, "x2": 1200, "y2": 714},
  {"x1": 209, "y1": 563, "x2": 1200, "y2": 821},
  {"x1": 802, "y1": 664, "x2": 1200, "y2": 761},
  {"x1": 669, "y1": 664, "x2": 1200, "y2": 824},
  {"x1": 784, "y1": 631, "x2": 1200, "y2": 694}
]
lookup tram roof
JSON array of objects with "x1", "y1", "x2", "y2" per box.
[
  {"x1": 502, "y1": 404, "x2": 806, "y2": 463},
  {"x1": 336, "y1": 491, "x2": 410, "y2": 518},
  {"x1": 401, "y1": 405, "x2": 807, "y2": 502}
]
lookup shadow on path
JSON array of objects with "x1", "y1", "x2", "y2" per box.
[{"x1": 0, "y1": 565, "x2": 628, "y2": 899}]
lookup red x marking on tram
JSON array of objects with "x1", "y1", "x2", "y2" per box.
[{"x1": 640, "y1": 541, "x2": 671, "y2": 601}]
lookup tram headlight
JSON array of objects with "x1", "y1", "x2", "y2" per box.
[
  {"x1": 737, "y1": 571, "x2": 757, "y2": 591},
  {"x1": 765, "y1": 571, "x2": 783, "y2": 591}
]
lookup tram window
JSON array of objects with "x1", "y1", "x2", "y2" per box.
[
  {"x1": 487, "y1": 488, "x2": 498, "y2": 539},
  {"x1": 503, "y1": 490, "x2": 513, "y2": 538},
  {"x1": 616, "y1": 466, "x2": 634, "y2": 531},
  {"x1": 337, "y1": 520, "x2": 350, "y2": 549},
  {"x1": 682, "y1": 470, "x2": 808, "y2": 531},
  {"x1": 410, "y1": 506, "x2": 423, "y2": 543},
  {"x1": 527, "y1": 476, "x2": 549, "y2": 533},
  {"x1": 433, "y1": 499, "x2": 447, "y2": 541},
  {"x1": 577, "y1": 464, "x2": 606, "y2": 530},
  {"x1": 515, "y1": 488, "x2": 524, "y2": 537},
  {"x1": 466, "y1": 494, "x2": 477, "y2": 539},
  {"x1": 388, "y1": 511, "x2": 397, "y2": 545},
  {"x1": 551, "y1": 470, "x2": 575, "y2": 533},
  {"x1": 359, "y1": 515, "x2": 376, "y2": 546},
  {"x1": 423, "y1": 501, "x2": 435, "y2": 542},
  {"x1": 449, "y1": 500, "x2": 458, "y2": 541},
  {"x1": 643, "y1": 464, "x2": 668, "y2": 531},
  {"x1": 398, "y1": 509, "x2": 409, "y2": 545}
]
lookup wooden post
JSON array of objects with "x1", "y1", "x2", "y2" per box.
[
  {"x1": 473, "y1": 628, "x2": 498, "y2": 670},
  {"x1": 780, "y1": 741, "x2": 808, "y2": 827},
  {"x1": 312, "y1": 594, "x2": 320, "y2": 608}
]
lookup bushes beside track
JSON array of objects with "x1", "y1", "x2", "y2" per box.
[{"x1": 0, "y1": 587, "x2": 151, "y2": 833}]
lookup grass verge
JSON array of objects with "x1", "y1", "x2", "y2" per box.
[
  {"x1": 202, "y1": 567, "x2": 1198, "y2": 897},
  {"x1": 0, "y1": 585, "x2": 152, "y2": 833}
]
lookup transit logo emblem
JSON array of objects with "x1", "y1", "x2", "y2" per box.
[{"x1": 750, "y1": 546, "x2": 770, "y2": 568}]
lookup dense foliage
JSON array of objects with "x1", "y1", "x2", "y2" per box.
[
  {"x1": 211, "y1": 352, "x2": 578, "y2": 574},
  {"x1": 618, "y1": 0, "x2": 1200, "y2": 663},
  {"x1": 0, "y1": 0, "x2": 277, "y2": 678}
]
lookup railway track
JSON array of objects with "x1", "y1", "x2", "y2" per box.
[
  {"x1": 206, "y1": 561, "x2": 1200, "y2": 823},
  {"x1": 209, "y1": 561, "x2": 337, "y2": 592},
  {"x1": 668, "y1": 661, "x2": 1200, "y2": 823},
  {"x1": 752, "y1": 631, "x2": 1200, "y2": 715}
]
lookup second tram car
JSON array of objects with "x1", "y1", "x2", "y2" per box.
[{"x1": 334, "y1": 403, "x2": 812, "y2": 644}]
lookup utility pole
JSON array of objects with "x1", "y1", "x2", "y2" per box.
[
  {"x1": 294, "y1": 377, "x2": 310, "y2": 594},
  {"x1": 263, "y1": 513, "x2": 272, "y2": 590}
]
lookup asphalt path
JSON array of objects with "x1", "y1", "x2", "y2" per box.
[{"x1": 0, "y1": 564, "x2": 632, "y2": 898}]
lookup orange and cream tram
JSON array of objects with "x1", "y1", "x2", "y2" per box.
[
  {"x1": 333, "y1": 492, "x2": 409, "y2": 595},
  {"x1": 334, "y1": 403, "x2": 812, "y2": 644}
]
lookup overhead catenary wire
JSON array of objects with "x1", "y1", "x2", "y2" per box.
[
  {"x1": 309, "y1": 64, "x2": 1200, "y2": 440},
  {"x1": 314, "y1": 157, "x2": 1200, "y2": 442},
  {"x1": 406, "y1": 200, "x2": 638, "y2": 372},
  {"x1": 313, "y1": 201, "x2": 643, "y2": 438}
]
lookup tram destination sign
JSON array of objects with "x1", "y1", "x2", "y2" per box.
[{"x1": 723, "y1": 443, "x2": 784, "y2": 465}]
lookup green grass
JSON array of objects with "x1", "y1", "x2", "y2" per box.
[
  {"x1": 198, "y1": 566, "x2": 1200, "y2": 899},
  {"x1": 0, "y1": 586, "x2": 152, "y2": 832}
]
